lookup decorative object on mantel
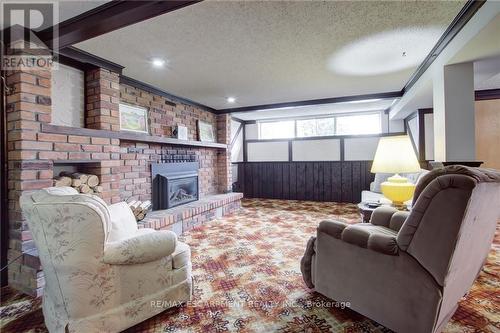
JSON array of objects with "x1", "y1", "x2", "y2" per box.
[
  {"x1": 197, "y1": 120, "x2": 215, "y2": 142},
  {"x1": 53, "y1": 172, "x2": 102, "y2": 194},
  {"x1": 119, "y1": 103, "x2": 149, "y2": 133},
  {"x1": 41, "y1": 124, "x2": 228, "y2": 149},
  {"x1": 173, "y1": 125, "x2": 188, "y2": 140},
  {"x1": 127, "y1": 200, "x2": 152, "y2": 221}
]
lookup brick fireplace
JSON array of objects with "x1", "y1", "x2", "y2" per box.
[{"x1": 5, "y1": 63, "x2": 236, "y2": 296}]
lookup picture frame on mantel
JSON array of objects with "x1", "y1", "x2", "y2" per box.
[
  {"x1": 197, "y1": 120, "x2": 216, "y2": 142},
  {"x1": 119, "y1": 103, "x2": 149, "y2": 133}
]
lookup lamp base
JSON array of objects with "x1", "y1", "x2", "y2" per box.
[{"x1": 380, "y1": 174, "x2": 416, "y2": 208}]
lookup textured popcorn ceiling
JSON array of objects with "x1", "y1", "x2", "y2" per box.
[
  {"x1": 77, "y1": 0, "x2": 466, "y2": 109},
  {"x1": 1, "y1": 0, "x2": 109, "y2": 29}
]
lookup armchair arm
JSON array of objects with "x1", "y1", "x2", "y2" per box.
[
  {"x1": 318, "y1": 220, "x2": 348, "y2": 238},
  {"x1": 370, "y1": 206, "x2": 410, "y2": 232},
  {"x1": 103, "y1": 230, "x2": 177, "y2": 265},
  {"x1": 318, "y1": 220, "x2": 399, "y2": 255}
]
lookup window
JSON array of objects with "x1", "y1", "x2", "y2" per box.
[
  {"x1": 297, "y1": 117, "x2": 335, "y2": 137},
  {"x1": 335, "y1": 113, "x2": 381, "y2": 135},
  {"x1": 258, "y1": 112, "x2": 381, "y2": 139},
  {"x1": 259, "y1": 120, "x2": 295, "y2": 139}
]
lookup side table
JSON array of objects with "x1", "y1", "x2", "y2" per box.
[{"x1": 357, "y1": 202, "x2": 410, "y2": 223}]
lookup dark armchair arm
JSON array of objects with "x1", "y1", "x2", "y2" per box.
[
  {"x1": 370, "y1": 206, "x2": 410, "y2": 232},
  {"x1": 317, "y1": 220, "x2": 399, "y2": 255}
]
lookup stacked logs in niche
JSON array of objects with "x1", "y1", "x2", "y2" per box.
[
  {"x1": 127, "y1": 200, "x2": 152, "y2": 221},
  {"x1": 53, "y1": 172, "x2": 103, "y2": 194}
]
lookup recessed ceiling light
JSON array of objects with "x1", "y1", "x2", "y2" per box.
[
  {"x1": 152, "y1": 58, "x2": 165, "y2": 68},
  {"x1": 226, "y1": 97, "x2": 236, "y2": 103}
]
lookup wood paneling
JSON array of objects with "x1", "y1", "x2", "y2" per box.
[
  {"x1": 475, "y1": 99, "x2": 500, "y2": 169},
  {"x1": 236, "y1": 161, "x2": 373, "y2": 203}
]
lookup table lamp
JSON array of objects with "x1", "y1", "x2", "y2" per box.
[{"x1": 371, "y1": 135, "x2": 421, "y2": 207}]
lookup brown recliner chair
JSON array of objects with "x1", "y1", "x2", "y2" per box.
[{"x1": 301, "y1": 166, "x2": 500, "y2": 333}]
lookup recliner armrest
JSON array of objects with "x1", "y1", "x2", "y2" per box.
[
  {"x1": 318, "y1": 220, "x2": 348, "y2": 239},
  {"x1": 370, "y1": 206, "x2": 410, "y2": 232},
  {"x1": 103, "y1": 230, "x2": 177, "y2": 265},
  {"x1": 342, "y1": 224, "x2": 399, "y2": 256}
]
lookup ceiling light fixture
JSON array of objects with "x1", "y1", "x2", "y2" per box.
[
  {"x1": 327, "y1": 27, "x2": 442, "y2": 76},
  {"x1": 226, "y1": 97, "x2": 236, "y2": 103},
  {"x1": 151, "y1": 58, "x2": 165, "y2": 68}
]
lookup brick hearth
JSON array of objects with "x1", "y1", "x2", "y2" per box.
[
  {"x1": 5, "y1": 63, "x2": 236, "y2": 296},
  {"x1": 139, "y1": 193, "x2": 243, "y2": 234}
]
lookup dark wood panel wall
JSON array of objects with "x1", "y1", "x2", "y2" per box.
[{"x1": 235, "y1": 161, "x2": 373, "y2": 203}]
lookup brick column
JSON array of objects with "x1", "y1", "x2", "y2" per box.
[
  {"x1": 85, "y1": 68, "x2": 120, "y2": 131},
  {"x1": 5, "y1": 68, "x2": 53, "y2": 296},
  {"x1": 216, "y1": 114, "x2": 232, "y2": 193}
]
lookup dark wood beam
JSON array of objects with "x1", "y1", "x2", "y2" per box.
[
  {"x1": 402, "y1": 0, "x2": 485, "y2": 94},
  {"x1": 216, "y1": 91, "x2": 402, "y2": 114},
  {"x1": 37, "y1": 0, "x2": 203, "y2": 49},
  {"x1": 475, "y1": 89, "x2": 500, "y2": 101},
  {"x1": 58, "y1": 46, "x2": 124, "y2": 73}
]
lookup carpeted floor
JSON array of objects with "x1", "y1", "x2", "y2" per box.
[{"x1": 1, "y1": 199, "x2": 499, "y2": 332}]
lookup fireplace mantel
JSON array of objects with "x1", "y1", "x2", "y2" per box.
[{"x1": 41, "y1": 124, "x2": 228, "y2": 150}]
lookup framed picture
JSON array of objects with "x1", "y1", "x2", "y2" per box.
[
  {"x1": 197, "y1": 120, "x2": 215, "y2": 142},
  {"x1": 119, "y1": 103, "x2": 149, "y2": 133}
]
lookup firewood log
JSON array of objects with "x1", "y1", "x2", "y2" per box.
[
  {"x1": 92, "y1": 185, "x2": 103, "y2": 193},
  {"x1": 53, "y1": 176, "x2": 72, "y2": 187},
  {"x1": 59, "y1": 171, "x2": 74, "y2": 178},
  {"x1": 136, "y1": 212, "x2": 145, "y2": 221},
  {"x1": 130, "y1": 201, "x2": 141, "y2": 211},
  {"x1": 79, "y1": 184, "x2": 92, "y2": 194},
  {"x1": 87, "y1": 175, "x2": 99, "y2": 187},
  {"x1": 71, "y1": 179, "x2": 82, "y2": 187},
  {"x1": 71, "y1": 173, "x2": 89, "y2": 184},
  {"x1": 139, "y1": 200, "x2": 152, "y2": 211}
]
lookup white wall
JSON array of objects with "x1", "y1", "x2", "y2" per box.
[
  {"x1": 231, "y1": 130, "x2": 244, "y2": 162},
  {"x1": 51, "y1": 64, "x2": 85, "y2": 127},
  {"x1": 381, "y1": 112, "x2": 405, "y2": 133},
  {"x1": 292, "y1": 139, "x2": 340, "y2": 161},
  {"x1": 424, "y1": 113, "x2": 434, "y2": 160},
  {"x1": 247, "y1": 141, "x2": 289, "y2": 161},
  {"x1": 245, "y1": 123, "x2": 259, "y2": 140},
  {"x1": 344, "y1": 137, "x2": 380, "y2": 161},
  {"x1": 433, "y1": 63, "x2": 475, "y2": 161}
]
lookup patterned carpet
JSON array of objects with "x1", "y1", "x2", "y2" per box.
[{"x1": 1, "y1": 199, "x2": 499, "y2": 332}]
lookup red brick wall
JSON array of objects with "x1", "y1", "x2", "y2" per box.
[
  {"x1": 85, "y1": 68, "x2": 120, "y2": 131},
  {"x1": 118, "y1": 84, "x2": 221, "y2": 201},
  {"x1": 217, "y1": 114, "x2": 232, "y2": 193},
  {"x1": 5, "y1": 65, "x2": 232, "y2": 296},
  {"x1": 120, "y1": 84, "x2": 216, "y2": 139},
  {"x1": 118, "y1": 142, "x2": 219, "y2": 202}
]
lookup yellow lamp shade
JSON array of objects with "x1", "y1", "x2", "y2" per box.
[{"x1": 371, "y1": 135, "x2": 421, "y2": 174}]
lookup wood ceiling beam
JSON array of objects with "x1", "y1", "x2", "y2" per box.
[
  {"x1": 37, "y1": 0, "x2": 203, "y2": 50},
  {"x1": 215, "y1": 91, "x2": 403, "y2": 114}
]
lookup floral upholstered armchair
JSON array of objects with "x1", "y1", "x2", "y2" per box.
[{"x1": 20, "y1": 187, "x2": 192, "y2": 333}]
